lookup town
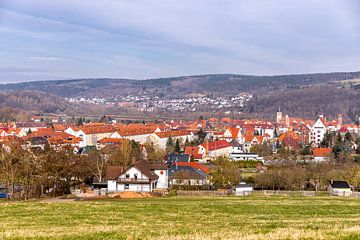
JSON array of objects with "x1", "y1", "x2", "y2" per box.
[
  {"x1": 1, "y1": 110, "x2": 359, "y2": 200},
  {"x1": 66, "y1": 92, "x2": 253, "y2": 113}
]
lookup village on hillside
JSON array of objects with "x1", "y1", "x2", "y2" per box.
[{"x1": 0, "y1": 110, "x2": 360, "y2": 200}]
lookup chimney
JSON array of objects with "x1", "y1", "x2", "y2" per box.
[{"x1": 132, "y1": 157, "x2": 136, "y2": 164}]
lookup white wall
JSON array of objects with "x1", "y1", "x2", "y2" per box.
[
  {"x1": 107, "y1": 180, "x2": 117, "y2": 192},
  {"x1": 117, "y1": 183, "x2": 151, "y2": 192},
  {"x1": 119, "y1": 167, "x2": 149, "y2": 181},
  {"x1": 154, "y1": 169, "x2": 168, "y2": 189}
]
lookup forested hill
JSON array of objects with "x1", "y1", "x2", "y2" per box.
[
  {"x1": 1, "y1": 71, "x2": 360, "y2": 98},
  {"x1": 0, "y1": 71, "x2": 360, "y2": 121}
]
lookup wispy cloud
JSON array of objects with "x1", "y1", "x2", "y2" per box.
[
  {"x1": 29, "y1": 56, "x2": 74, "y2": 62},
  {"x1": 0, "y1": 0, "x2": 359, "y2": 83}
]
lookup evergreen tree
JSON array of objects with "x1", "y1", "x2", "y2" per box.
[
  {"x1": 175, "y1": 139, "x2": 181, "y2": 153},
  {"x1": 185, "y1": 137, "x2": 189, "y2": 146},
  {"x1": 99, "y1": 115, "x2": 107, "y2": 123},
  {"x1": 77, "y1": 117, "x2": 84, "y2": 126},
  {"x1": 345, "y1": 132, "x2": 353, "y2": 142},
  {"x1": 166, "y1": 137, "x2": 174, "y2": 153}
]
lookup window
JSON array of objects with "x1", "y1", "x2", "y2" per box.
[
  {"x1": 125, "y1": 184, "x2": 129, "y2": 190},
  {"x1": 125, "y1": 174, "x2": 130, "y2": 179},
  {"x1": 134, "y1": 174, "x2": 138, "y2": 180}
]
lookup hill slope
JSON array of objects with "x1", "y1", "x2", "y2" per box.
[
  {"x1": 1, "y1": 72, "x2": 360, "y2": 98},
  {"x1": 1, "y1": 71, "x2": 360, "y2": 121}
]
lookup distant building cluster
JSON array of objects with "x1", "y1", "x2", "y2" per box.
[{"x1": 66, "y1": 93, "x2": 253, "y2": 113}]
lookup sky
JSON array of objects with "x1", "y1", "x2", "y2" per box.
[{"x1": 0, "y1": 0, "x2": 359, "y2": 83}]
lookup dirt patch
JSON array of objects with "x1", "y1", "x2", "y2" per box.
[{"x1": 109, "y1": 191, "x2": 152, "y2": 199}]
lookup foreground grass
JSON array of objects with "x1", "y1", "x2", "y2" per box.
[{"x1": 0, "y1": 196, "x2": 360, "y2": 239}]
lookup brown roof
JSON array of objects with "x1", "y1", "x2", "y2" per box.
[
  {"x1": 133, "y1": 160, "x2": 159, "y2": 181},
  {"x1": 105, "y1": 166, "x2": 124, "y2": 180}
]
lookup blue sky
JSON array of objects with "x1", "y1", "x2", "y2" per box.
[{"x1": 0, "y1": 0, "x2": 359, "y2": 83}]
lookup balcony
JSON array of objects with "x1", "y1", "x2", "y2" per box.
[{"x1": 117, "y1": 178, "x2": 150, "y2": 184}]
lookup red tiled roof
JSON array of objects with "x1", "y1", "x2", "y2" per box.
[
  {"x1": 80, "y1": 125, "x2": 116, "y2": 134},
  {"x1": 278, "y1": 130, "x2": 301, "y2": 142},
  {"x1": 226, "y1": 127, "x2": 240, "y2": 139},
  {"x1": 200, "y1": 140, "x2": 231, "y2": 151},
  {"x1": 184, "y1": 146, "x2": 203, "y2": 159},
  {"x1": 155, "y1": 130, "x2": 191, "y2": 139},
  {"x1": 114, "y1": 124, "x2": 162, "y2": 136},
  {"x1": 313, "y1": 148, "x2": 332, "y2": 157},
  {"x1": 244, "y1": 134, "x2": 254, "y2": 142}
]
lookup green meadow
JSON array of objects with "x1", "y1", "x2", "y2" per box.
[{"x1": 0, "y1": 196, "x2": 359, "y2": 240}]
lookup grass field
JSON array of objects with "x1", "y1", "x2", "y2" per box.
[{"x1": 0, "y1": 196, "x2": 360, "y2": 240}]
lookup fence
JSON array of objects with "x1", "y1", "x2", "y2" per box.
[
  {"x1": 176, "y1": 190, "x2": 233, "y2": 197},
  {"x1": 176, "y1": 190, "x2": 360, "y2": 198}
]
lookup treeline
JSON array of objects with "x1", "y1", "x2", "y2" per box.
[
  {"x1": 255, "y1": 162, "x2": 360, "y2": 191},
  {"x1": 2, "y1": 71, "x2": 360, "y2": 98},
  {"x1": 0, "y1": 138, "x2": 167, "y2": 200},
  {"x1": 0, "y1": 91, "x2": 137, "y2": 120},
  {"x1": 0, "y1": 91, "x2": 70, "y2": 113},
  {"x1": 244, "y1": 86, "x2": 360, "y2": 122}
]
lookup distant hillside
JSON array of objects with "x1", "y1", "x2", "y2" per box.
[
  {"x1": 1, "y1": 72, "x2": 360, "y2": 98},
  {"x1": 0, "y1": 71, "x2": 360, "y2": 121},
  {"x1": 243, "y1": 86, "x2": 360, "y2": 122}
]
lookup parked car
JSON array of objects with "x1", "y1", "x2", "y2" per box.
[{"x1": 0, "y1": 193, "x2": 8, "y2": 198}]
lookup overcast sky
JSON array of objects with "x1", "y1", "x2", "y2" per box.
[{"x1": 0, "y1": 0, "x2": 359, "y2": 83}]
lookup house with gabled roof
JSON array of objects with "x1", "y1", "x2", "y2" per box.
[
  {"x1": 111, "y1": 124, "x2": 161, "y2": 144},
  {"x1": 310, "y1": 116, "x2": 327, "y2": 146},
  {"x1": 312, "y1": 148, "x2": 332, "y2": 162},
  {"x1": 66, "y1": 125, "x2": 117, "y2": 147},
  {"x1": 107, "y1": 160, "x2": 169, "y2": 192},
  {"x1": 198, "y1": 140, "x2": 232, "y2": 160},
  {"x1": 184, "y1": 146, "x2": 204, "y2": 161},
  {"x1": 15, "y1": 122, "x2": 48, "y2": 134},
  {"x1": 149, "y1": 130, "x2": 195, "y2": 149},
  {"x1": 168, "y1": 162, "x2": 210, "y2": 186},
  {"x1": 242, "y1": 134, "x2": 265, "y2": 153},
  {"x1": 222, "y1": 127, "x2": 244, "y2": 143}
]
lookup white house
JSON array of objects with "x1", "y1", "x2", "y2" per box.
[
  {"x1": 66, "y1": 125, "x2": 117, "y2": 147},
  {"x1": 15, "y1": 122, "x2": 47, "y2": 134},
  {"x1": 310, "y1": 117, "x2": 327, "y2": 146},
  {"x1": 222, "y1": 127, "x2": 244, "y2": 143},
  {"x1": 149, "y1": 130, "x2": 195, "y2": 149},
  {"x1": 198, "y1": 140, "x2": 233, "y2": 160},
  {"x1": 107, "y1": 160, "x2": 168, "y2": 192}
]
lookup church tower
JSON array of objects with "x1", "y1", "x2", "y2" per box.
[{"x1": 276, "y1": 107, "x2": 282, "y2": 124}]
